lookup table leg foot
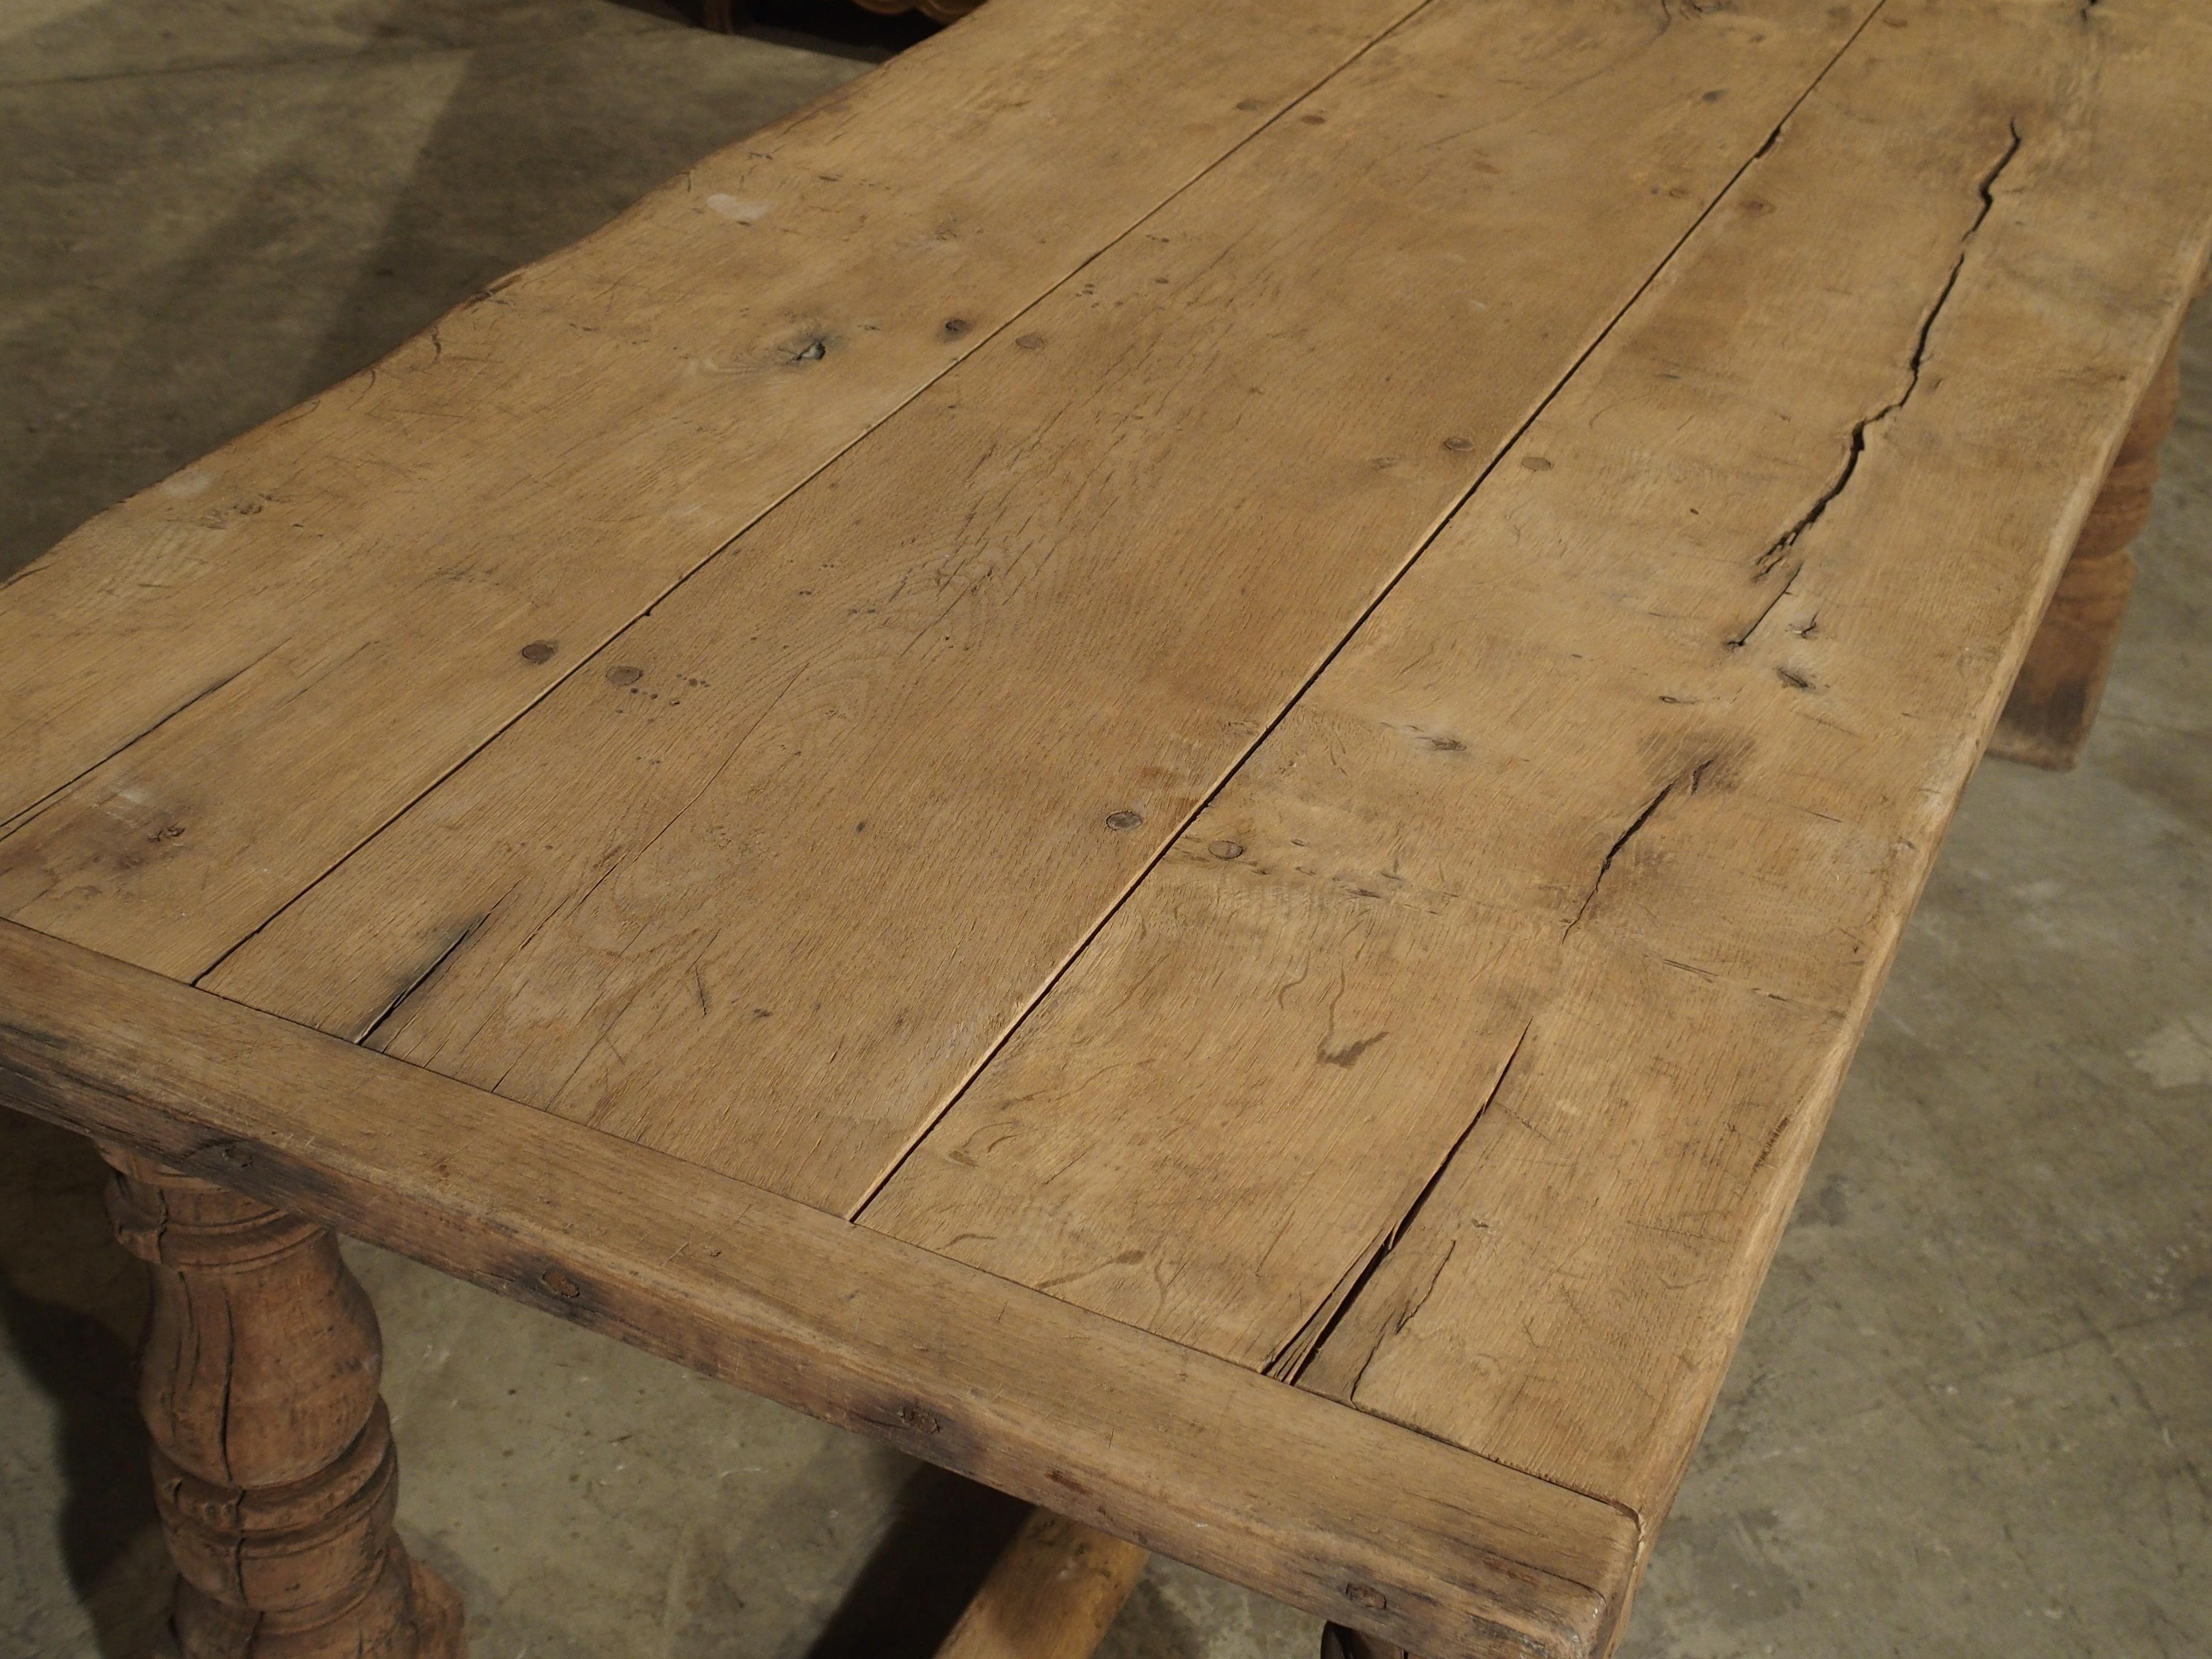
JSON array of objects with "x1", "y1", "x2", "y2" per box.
[
  {"x1": 1991, "y1": 334, "x2": 2181, "y2": 769},
  {"x1": 100, "y1": 1144, "x2": 465, "y2": 1659}
]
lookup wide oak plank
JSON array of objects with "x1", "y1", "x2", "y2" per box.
[
  {"x1": 1301, "y1": 0, "x2": 2212, "y2": 1524},
  {"x1": 864, "y1": 0, "x2": 2212, "y2": 1524},
  {"x1": 0, "y1": 918, "x2": 1639, "y2": 1659},
  {"x1": 0, "y1": 0, "x2": 1429, "y2": 972},
  {"x1": 201, "y1": 0, "x2": 1880, "y2": 1214}
]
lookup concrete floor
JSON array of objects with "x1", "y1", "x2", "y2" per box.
[{"x1": 1, "y1": 2, "x2": 2207, "y2": 1655}]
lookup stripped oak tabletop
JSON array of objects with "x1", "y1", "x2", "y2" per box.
[{"x1": 3, "y1": 0, "x2": 2209, "y2": 1654}]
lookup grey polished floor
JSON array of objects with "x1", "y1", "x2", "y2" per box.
[{"x1": 2, "y1": 2, "x2": 2207, "y2": 1655}]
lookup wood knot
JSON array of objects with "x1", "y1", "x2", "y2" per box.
[
  {"x1": 540, "y1": 1268, "x2": 583, "y2": 1300},
  {"x1": 896, "y1": 1404, "x2": 941, "y2": 1435},
  {"x1": 1344, "y1": 1583, "x2": 1388, "y2": 1611}
]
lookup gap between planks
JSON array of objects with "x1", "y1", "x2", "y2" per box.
[
  {"x1": 172, "y1": 3, "x2": 1462, "y2": 997},
  {"x1": 841, "y1": 0, "x2": 1896, "y2": 1226},
  {"x1": 0, "y1": 915, "x2": 1642, "y2": 1659}
]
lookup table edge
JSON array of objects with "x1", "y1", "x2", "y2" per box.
[{"x1": 0, "y1": 915, "x2": 1641, "y2": 1659}]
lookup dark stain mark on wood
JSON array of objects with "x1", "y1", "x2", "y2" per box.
[
  {"x1": 1318, "y1": 1031, "x2": 1389, "y2": 1068},
  {"x1": 540, "y1": 1267, "x2": 584, "y2": 1299}
]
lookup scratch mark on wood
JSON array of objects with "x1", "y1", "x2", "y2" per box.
[{"x1": 1726, "y1": 561, "x2": 1803, "y2": 649}]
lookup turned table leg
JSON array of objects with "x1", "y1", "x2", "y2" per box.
[
  {"x1": 99, "y1": 1146, "x2": 464, "y2": 1659},
  {"x1": 1990, "y1": 333, "x2": 2183, "y2": 769}
]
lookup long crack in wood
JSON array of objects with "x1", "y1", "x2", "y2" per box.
[
  {"x1": 1752, "y1": 120, "x2": 2022, "y2": 578},
  {"x1": 1567, "y1": 778, "x2": 1677, "y2": 934},
  {"x1": 1277, "y1": 1024, "x2": 1530, "y2": 1386},
  {"x1": 356, "y1": 906, "x2": 499, "y2": 1047}
]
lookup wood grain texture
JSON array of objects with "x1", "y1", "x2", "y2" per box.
[
  {"x1": 0, "y1": 0, "x2": 1428, "y2": 977},
  {"x1": 200, "y1": 0, "x2": 1880, "y2": 1215},
  {"x1": 1299, "y1": 0, "x2": 2212, "y2": 1529},
  {"x1": 0, "y1": 919, "x2": 1640, "y2": 1659},
  {"x1": 933, "y1": 1509, "x2": 1148, "y2": 1659},
  {"x1": 100, "y1": 1147, "x2": 464, "y2": 1658},
  {"x1": 1990, "y1": 329, "x2": 2184, "y2": 767},
  {"x1": 864, "y1": 0, "x2": 2212, "y2": 1526}
]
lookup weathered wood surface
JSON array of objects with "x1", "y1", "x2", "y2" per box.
[
  {"x1": 0, "y1": 0, "x2": 1430, "y2": 976},
  {"x1": 4, "y1": 0, "x2": 2211, "y2": 1654},
  {"x1": 933, "y1": 1509, "x2": 1148, "y2": 1659},
  {"x1": 100, "y1": 1145, "x2": 464, "y2": 1658},
  {"x1": 196, "y1": 0, "x2": 1880, "y2": 1215},
  {"x1": 1990, "y1": 331, "x2": 2183, "y2": 767},
  {"x1": 0, "y1": 919, "x2": 1641, "y2": 1659},
  {"x1": 863, "y1": 0, "x2": 2212, "y2": 1525}
]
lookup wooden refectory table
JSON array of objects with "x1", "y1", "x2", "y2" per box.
[{"x1": 3, "y1": 1, "x2": 2208, "y2": 1655}]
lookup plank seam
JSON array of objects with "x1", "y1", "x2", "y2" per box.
[
  {"x1": 0, "y1": 914, "x2": 1642, "y2": 1652},
  {"x1": 184, "y1": 0, "x2": 1449, "y2": 991},
  {"x1": 846, "y1": 0, "x2": 1898, "y2": 1226}
]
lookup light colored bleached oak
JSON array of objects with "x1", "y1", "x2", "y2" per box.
[
  {"x1": 99, "y1": 1146, "x2": 464, "y2": 1658},
  {"x1": 864, "y1": 0, "x2": 2212, "y2": 1529},
  {"x1": 1296, "y1": 0, "x2": 2211, "y2": 1530},
  {"x1": 933, "y1": 1509, "x2": 1149, "y2": 1659},
  {"x1": 0, "y1": 0, "x2": 1432, "y2": 976},
  {"x1": 200, "y1": 0, "x2": 1879, "y2": 1214},
  {"x1": 1990, "y1": 331, "x2": 2184, "y2": 767},
  {"x1": 0, "y1": 919, "x2": 1640, "y2": 1659},
  {"x1": 6, "y1": 2, "x2": 2211, "y2": 1657}
]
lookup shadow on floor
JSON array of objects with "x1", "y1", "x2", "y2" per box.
[
  {"x1": 802, "y1": 1464, "x2": 1029, "y2": 1659},
  {"x1": 0, "y1": 1113, "x2": 159, "y2": 1658},
  {"x1": 0, "y1": 0, "x2": 874, "y2": 575},
  {"x1": 731, "y1": 0, "x2": 939, "y2": 56},
  {"x1": 287, "y1": 0, "x2": 881, "y2": 405}
]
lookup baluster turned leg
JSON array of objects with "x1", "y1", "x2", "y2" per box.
[
  {"x1": 1991, "y1": 334, "x2": 2182, "y2": 769},
  {"x1": 99, "y1": 1146, "x2": 464, "y2": 1658}
]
